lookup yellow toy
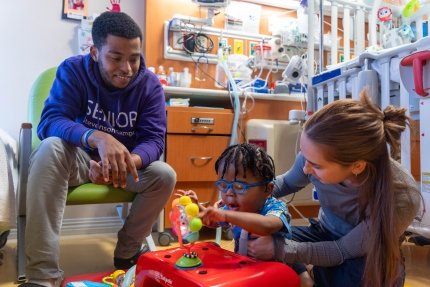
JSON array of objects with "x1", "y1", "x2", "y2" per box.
[
  {"x1": 402, "y1": 0, "x2": 420, "y2": 17},
  {"x1": 102, "y1": 269, "x2": 134, "y2": 287}
]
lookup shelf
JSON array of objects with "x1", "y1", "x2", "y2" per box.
[{"x1": 163, "y1": 86, "x2": 307, "y2": 102}]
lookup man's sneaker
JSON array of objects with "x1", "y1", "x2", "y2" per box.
[{"x1": 114, "y1": 244, "x2": 149, "y2": 269}]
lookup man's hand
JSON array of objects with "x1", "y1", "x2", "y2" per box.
[
  {"x1": 88, "y1": 130, "x2": 139, "y2": 188},
  {"x1": 247, "y1": 235, "x2": 275, "y2": 260}
]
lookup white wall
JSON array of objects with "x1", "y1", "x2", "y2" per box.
[{"x1": 0, "y1": 0, "x2": 146, "y2": 140}]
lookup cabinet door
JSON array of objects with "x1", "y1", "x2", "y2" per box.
[{"x1": 166, "y1": 134, "x2": 230, "y2": 181}]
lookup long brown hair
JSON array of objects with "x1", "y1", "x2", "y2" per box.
[{"x1": 304, "y1": 90, "x2": 409, "y2": 286}]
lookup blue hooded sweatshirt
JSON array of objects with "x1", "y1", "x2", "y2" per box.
[{"x1": 37, "y1": 54, "x2": 166, "y2": 169}]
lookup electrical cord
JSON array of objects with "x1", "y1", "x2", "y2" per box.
[
  {"x1": 178, "y1": 32, "x2": 214, "y2": 54},
  {"x1": 194, "y1": 33, "x2": 214, "y2": 53},
  {"x1": 190, "y1": 54, "x2": 227, "y2": 88}
]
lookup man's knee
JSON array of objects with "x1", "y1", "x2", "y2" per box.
[
  {"x1": 30, "y1": 137, "x2": 72, "y2": 167},
  {"x1": 150, "y1": 161, "x2": 176, "y2": 187},
  {"x1": 32, "y1": 137, "x2": 68, "y2": 158}
]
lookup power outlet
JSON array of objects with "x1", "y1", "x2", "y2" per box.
[{"x1": 173, "y1": 32, "x2": 183, "y2": 50}]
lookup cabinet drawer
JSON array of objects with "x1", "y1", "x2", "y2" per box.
[
  {"x1": 167, "y1": 107, "x2": 233, "y2": 135},
  {"x1": 166, "y1": 134, "x2": 230, "y2": 181}
]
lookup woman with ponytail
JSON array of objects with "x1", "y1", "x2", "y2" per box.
[{"x1": 248, "y1": 90, "x2": 422, "y2": 287}]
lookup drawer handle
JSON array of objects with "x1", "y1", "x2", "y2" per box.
[
  {"x1": 190, "y1": 156, "x2": 212, "y2": 166},
  {"x1": 191, "y1": 126, "x2": 213, "y2": 133}
]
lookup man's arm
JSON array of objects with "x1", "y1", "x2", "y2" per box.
[
  {"x1": 130, "y1": 82, "x2": 166, "y2": 169},
  {"x1": 37, "y1": 62, "x2": 88, "y2": 147}
]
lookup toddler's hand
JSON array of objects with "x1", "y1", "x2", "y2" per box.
[
  {"x1": 89, "y1": 160, "x2": 112, "y2": 185},
  {"x1": 214, "y1": 199, "x2": 225, "y2": 209},
  {"x1": 199, "y1": 206, "x2": 227, "y2": 227}
]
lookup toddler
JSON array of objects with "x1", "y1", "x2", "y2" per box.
[{"x1": 177, "y1": 143, "x2": 313, "y2": 286}]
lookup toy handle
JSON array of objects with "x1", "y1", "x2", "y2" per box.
[
  {"x1": 176, "y1": 218, "x2": 184, "y2": 249},
  {"x1": 171, "y1": 206, "x2": 185, "y2": 248},
  {"x1": 400, "y1": 50, "x2": 430, "y2": 97}
]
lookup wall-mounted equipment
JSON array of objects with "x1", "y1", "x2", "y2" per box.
[{"x1": 192, "y1": 0, "x2": 230, "y2": 7}]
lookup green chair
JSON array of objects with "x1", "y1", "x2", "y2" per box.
[{"x1": 16, "y1": 67, "x2": 158, "y2": 282}]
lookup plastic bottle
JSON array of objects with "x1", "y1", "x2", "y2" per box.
[
  {"x1": 180, "y1": 67, "x2": 192, "y2": 88},
  {"x1": 215, "y1": 43, "x2": 227, "y2": 88},
  {"x1": 167, "y1": 67, "x2": 177, "y2": 87},
  {"x1": 157, "y1": 65, "x2": 168, "y2": 86}
]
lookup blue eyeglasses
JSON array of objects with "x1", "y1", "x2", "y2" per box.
[{"x1": 215, "y1": 179, "x2": 270, "y2": 195}]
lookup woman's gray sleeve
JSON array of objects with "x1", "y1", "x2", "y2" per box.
[
  {"x1": 273, "y1": 153, "x2": 311, "y2": 198},
  {"x1": 273, "y1": 158, "x2": 421, "y2": 267},
  {"x1": 274, "y1": 222, "x2": 369, "y2": 266}
]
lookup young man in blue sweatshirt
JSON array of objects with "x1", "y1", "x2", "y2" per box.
[{"x1": 20, "y1": 12, "x2": 176, "y2": 287}]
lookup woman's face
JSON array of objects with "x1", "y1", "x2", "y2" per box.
[
  {"x1": 217, "y1": 163, "x2": 272, "y2": 213},
  {"x1": 300, "y1": 133, "x2": 356, "y2": 185}
]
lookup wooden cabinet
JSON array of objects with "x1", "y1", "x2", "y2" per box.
[
  {"x1": 167, "y1": 135, "x2": 230, "y2": 181},
  {"x1": 164, "y1": 107, "x2": 234, "y2": 228},
  {"x1": 411, "y1": 120, "x2": 421, "y2": 181}
]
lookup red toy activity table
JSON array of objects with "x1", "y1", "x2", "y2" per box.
[
  {"x1": 135, "y1": 241, "x2": 300, "y2": 287},
  {"x1": 62, "y1": 241, "x2": 300, "y2": 287}
]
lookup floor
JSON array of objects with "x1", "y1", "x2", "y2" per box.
[{"x1": 0, "y1": 230, "x2": 429, "y2": 287}]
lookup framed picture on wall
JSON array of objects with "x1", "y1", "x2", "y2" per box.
[{"x1": 62, "y1": 0, "x2": 88, "y2": 20}]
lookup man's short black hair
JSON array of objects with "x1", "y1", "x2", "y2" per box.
[{"x1": 92, "y1": 12, "x2": 142, "y2": 49}]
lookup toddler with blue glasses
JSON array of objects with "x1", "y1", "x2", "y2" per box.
[{"x1": 177, "y1": 143, "x2": 313, "y2": 286}]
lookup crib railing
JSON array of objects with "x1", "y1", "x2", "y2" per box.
[
  {"x1": 308, "y1": 0, "x2": 429, "y2": 69},
  {"x1": 307, "y1": 0, "x2": 430, "y2": 175}
]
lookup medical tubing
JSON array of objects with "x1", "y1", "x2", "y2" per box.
[
  {"x1": 214, "y1": 49, "x2": 241, "y2": 244},
  {"x1": 222, "y1": 58, "x2": 240, "y2": 146},
  {"x1": 216, "y1": 43, "x2": 240, "y2": 146}
]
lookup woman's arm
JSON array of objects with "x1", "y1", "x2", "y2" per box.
[
  {"x1": 273, "y1": 152, "x2": 311, "y2": 198},
  {"x1": 275, "y1": 221, "x2": 369, "y2": 266},
  {"x1": 250, "y1": 181, "x2": 420, "y2": 266},
  {"x1": 248, "y1": 220, "x2": 369, "y2": 266}
]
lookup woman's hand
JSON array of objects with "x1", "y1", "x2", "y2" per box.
[{"x1": 247, "y1": 235, "x2": 275, "y2": 260}]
